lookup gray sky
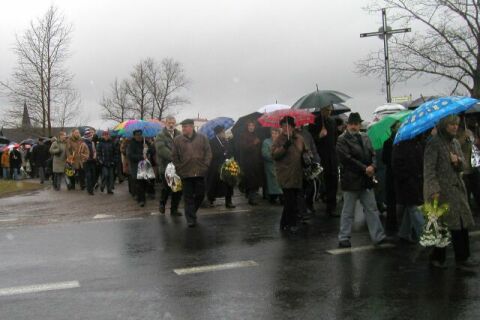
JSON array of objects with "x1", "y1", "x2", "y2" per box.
[{"x1": 0, "y1": 0, "x2": 449, "y2": 128}]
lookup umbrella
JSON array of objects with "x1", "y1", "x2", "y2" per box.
[
  {"x1": 465, "y1": 103, "x2": 480, "y2": 114},
  {"x1": 394, "y1": 96, "x2": 479, "y2": 144},
  {"x1": 199, "y1": 117, "x2": 235, "y2": 140},
  {"x1": 367, "y1": 110, "x2": 411, "y2": 150},
  {"x1": 231, "y1": 112, "x2": 262, "y2": 138},
  {"x1": 257, "y1": 103, "x2": 290, "y2": 113},
  {"x1": 330, "y1": 103, "x2": 351, "y2": 115},
  {"x1": 258, "y1": 109, "x2": 315, "y2": 128},
  {"x1": 20, "y1": 139, "x2": 35, "y2": 145},
  {"x1": 0, "y1": 136, "x2": 10, "y2": 145},
  {"x1": 292, "y1": 88, "x2": 351, "y2": 110},
  {"x1": 407, "y1": 95, "x2": 439, "y2": 110},
  {"x1": 117, "y1": 119, "x2": 163, "y2": 138}
]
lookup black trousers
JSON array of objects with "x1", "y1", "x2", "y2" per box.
[
  {"x1": 160, "y1": 182, "x2": 182, "y2": 211},
  {"x1": 321, "y1": 160, "x2": 338, "y2": 213},
  {"x1": 281, "y1": 188, "x2": 300, "y2": 228},
  {"x1": 182, "y1": 177, "x2": 205, "y2": 224},
  {"x1": 431, "y1": 227, "x2": 470, "y2": 263},
  {"x1": 84, "y1": 161, "x2": 96, "y2": 193},
  {"x1": 135, "y1": 179, "x2": 147, "y2": 203}
]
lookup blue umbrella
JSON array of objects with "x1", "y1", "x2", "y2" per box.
[
  {"x1": 394, "y1": 96, "x2": 479, "y2": 144},
  {"x1": 119, "y1": 120, "x2": 163, "y2": 138},
  {"x1": 199, "y1": 117, "x2": 235, "y2": 140}
]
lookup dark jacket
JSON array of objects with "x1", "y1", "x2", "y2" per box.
[
  {"x1": 97, "y1": 139, "x2": 119, "y2": 168},
  {"x1": 127, "y1": 139, "x2": 145, "y2": 178},
  {"x1": 237, "y1": 130, "x2": 264, "y2": 190},
  {"x1": 172, "y1": 132, "x2": 212, "y2": 179},
  {"x1": 83, "y1": 139, "x2": 96, "y2": 163},
  {"x1": 337, "y1": 130, "x2": 376, "y2": 192},
  {"x1": 391, "y1": 138, "x2": 424, "y2": 206},
  {"x1": 154, "y1": 128, "x2": 181, "y2": 175},
  {"x1": 272, "y1": 132, "x2": 305, "y2": 189},
  {"x1": 9, "y1": 149, "x2": 22, "y2": 169},
  {"x1": 309, "y1": 114, "x2": 338, "y2": 170},
  {"x1": 31, "y1": 143, "x2": 50, "y2": 166},
  {"x1": 207, "y1": 136, "x2": 233, "y2": 197}
]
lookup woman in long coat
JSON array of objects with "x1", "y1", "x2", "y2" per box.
[
  {"x1": 262, "y1": 128, "x2": 283, "y2": 204},
  {"x1": 206, "y1": 126, "x2": 235, "y2": 208},
  {"x1": 424, "y1": 115, "x2": 478, "y2": 269},
  {"x1": 237, "y1": 120, "x2": 264, "y2": 205},
  {"x1": 49, "y1": 131, "x2": 67, "y2": 191}
]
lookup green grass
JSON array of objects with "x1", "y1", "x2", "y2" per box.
[{"x1": 0, "y1": 180, "x2": 44, "y2": 197}]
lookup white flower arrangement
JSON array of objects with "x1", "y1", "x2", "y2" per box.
[{"x1": 419, "y1": 199, "x2": 451, "y2": 248}]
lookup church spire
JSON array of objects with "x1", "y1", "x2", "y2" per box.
[{"x1": 22, "y1": 101, "x2": 32, "y2": 128}]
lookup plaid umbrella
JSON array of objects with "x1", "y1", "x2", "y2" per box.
[{"x1": 258, "y1": 109, "x2": 315, "y2": 128}]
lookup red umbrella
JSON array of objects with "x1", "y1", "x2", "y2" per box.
[{"x1": 258, "y1": 109, "x2": 315, "y2": 128}]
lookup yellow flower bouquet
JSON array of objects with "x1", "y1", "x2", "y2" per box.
[
  {"x1": 419, "y1": 199, "x2": 451, "y2": 248},
  {"x1": 220, "y1": 158, "x2": 241, "y2": 187}
]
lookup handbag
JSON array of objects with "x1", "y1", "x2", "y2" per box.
[{"x1": 137, "y1": 159, "x2": 156, "y2": 180}]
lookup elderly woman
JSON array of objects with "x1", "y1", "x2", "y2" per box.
[
  {"x1": 272, "y1": 116, "x2": 305, "y2": 233},
  {"x1": 424, "y1": 115, "x2": 478, "y2": 270},
  {"x1": 238, "y1": 120, "x2": 264, "y2": 205},
  {"x1": 262, "y1": 128, "x2": 283, "y2": 204},
  {"x1": 49, "y1": 132, "x2": 67, "y2": 191}
]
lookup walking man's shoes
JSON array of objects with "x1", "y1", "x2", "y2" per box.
[
  {"x1": 188, "y1": 222, "x2": 196, "y2": 228},
  {"x1": 338, "y1": 240, "x2": 352, "y2": 248},
  {"x1": 226, "y1": 202, "x2": 236, "y2": 209},
  {"x1": 159, "y1": 204, "x2": 166, "y2": 214}
]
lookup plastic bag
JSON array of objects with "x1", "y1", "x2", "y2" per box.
[
  {"x1": 165, "y1": 162, "x2": 182, "y2": 192},
  {"x1": 471, "y1": 144, "x2": 480, "y2": 168},
  {"x1": 137, "y1": 159, "x2": 156, "y2": 180}
]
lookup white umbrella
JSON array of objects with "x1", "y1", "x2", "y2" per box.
[
  {"x1": 257, "y1": 103, "x2": 290, "y2": 113},
  {"x1": 372, "y1": 103, "x2": 406, "y2": 122}
]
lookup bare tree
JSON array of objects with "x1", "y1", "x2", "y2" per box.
[
  {"x1": 145, "y1": 57, "x2": 189, "y2": 120},
  {"x1": 100, "y1": 78, "x2": 131, "y2": 122},
  {"x1": 357, "y1": 0, "x2": 480, "y2": 97},
  {"x1": 0, "y1": 5, "x2": 76, "y2": 135},
  {"x1": 53, "y1": 88, "x2": 81, "y2": 128},
  {"x1": 125, "y1": 60, "x2": 151, "y2": 120}
]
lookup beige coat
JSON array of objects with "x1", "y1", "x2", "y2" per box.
[
  {"x1": 271, "y1": 132, "x2": 305, "y2": 189},
  {"x1": 66, "y1": 137, "x2": 88, "y2": 169},
  {"x1": 50, "y1": 140, "x2": 67, "y2": 173}
]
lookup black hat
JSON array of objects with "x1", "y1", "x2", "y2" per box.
[
  {"x1": 181, "y1": 119, "x2": 194, "y2": 126},
  {"x1": 347, "y1": 112, "x2": 363, "y2": 124},
  {"x1": 214, "y1": 125, "x2": 225, "y2": 134},
  {"x1": 132, "y1": 129, "x2": 143, "y2": 135},
  {"x1": 279, "y1": 116, "x2": 296, "y2": 127}
]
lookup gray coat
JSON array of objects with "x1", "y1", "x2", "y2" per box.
[
  {"x1": 423, "y1": 135, "x2": 474, "y2": 230},
  {"x1": 49, "y1": 140, "x2": 67, "y2": 173}
]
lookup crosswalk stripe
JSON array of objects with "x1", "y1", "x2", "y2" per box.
[
  {"x1": 327, "y1": 243, "x2": 396, "y2": 255},
  {"x1": 174, "y1": 260, "x2": 258, "y2": 275},
  {"x1": 0, "y1": 281, "x2": 80, "y2": 297}
]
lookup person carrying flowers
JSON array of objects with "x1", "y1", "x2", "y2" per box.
[{"x1": 424, "y1": 115, "x2": 479, "y2": 270}]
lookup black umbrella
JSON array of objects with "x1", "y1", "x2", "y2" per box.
[
  {"x1": 0, "y1": 136, "x2": 10, "y2": 145},
  {"x1": 292, "y1": 87, "x2": 351, "y2": 110},
  {"x1": 465, "y1": 103, "x2": 480, "y2": 114},
  {"x1": 231, "y1": 112, "x2": 263, "y2": 138},
  {"x1": 407, "y1": 95, "x2": 438, "y2": 109}
]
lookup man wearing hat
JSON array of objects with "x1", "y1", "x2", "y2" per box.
[
  {"x1": 172, "y1": 119, "x2": 212, "y2": 227},
  {"x1": 336, "y1": 112, "x2": 388, "y2": 247},
  {"x1": 81, "y1": 128, "x2": 97, "y2": 195},
  {"x1": 308, "y1": 104, "x2": 339, "y2": 217},
  {"x1": 155, "y1": 115, "x2": 183, "y2": 215},
  {"x1": 206, "y1": 125, "x2": 236, "y2": 209},
  {"x1": 96, "y1": 130, "x2": 119, "y2": 194}
]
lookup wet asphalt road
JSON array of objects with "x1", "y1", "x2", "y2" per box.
[{"x1": 1, "y1": 201, "x2": 480, "y2": 319}]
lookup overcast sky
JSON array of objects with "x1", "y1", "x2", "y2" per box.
[{"x1": 0, "y1": 0, "x2": 449, "y2": 128}]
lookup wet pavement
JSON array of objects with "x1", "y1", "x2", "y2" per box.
[{"x1": 1, "y1": 183, "x2": 480, "y2": 319}]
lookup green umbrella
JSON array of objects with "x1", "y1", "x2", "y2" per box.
[{"x1": 368, "y1": 110, "x2": 411, "y2": 150}]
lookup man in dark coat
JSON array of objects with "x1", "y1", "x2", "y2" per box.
[
  {"x1": 309, "y1": 105, "x2": 339, "y2": 216},
  {"x1": 337, "y1": 113, "x2": 388, "y2": 248},
  {"x1": 392, "y1": 137, "x2": 425, "y2": 243},
  {"x1": 96, "y1": 130, "x2": 119, "y2": 194},
  {"x1": 207, "y1": 125, "x2": 235, "y2": 209},
  {"x1": 155, "y1": 116, "x2": 182, "y2": 215},
  {"x1": 172, "y1": 119, "x2": 212, "y2": 228},
  {"x1": 82, "y1": 129, "x2": 97, "y2": 195},
  {"x1": 237, "y1": 120, "x2": 264, "y2": 205},
  {"x1": 31, "y1": 138, "x2": 50, "y2": 183},
  {"x1": 127, "y1": 130, "x2": 147, "y2": 207},
  {"x1": 9, "y1": 147, "x2": 22, "y2": 180},
  {"x1": 382, "y1": 121, "x2": 401, "y2": 234}
]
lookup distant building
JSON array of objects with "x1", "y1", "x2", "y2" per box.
[{"x1": 176, "y1": 114, "x2": 209, "y2": 131}]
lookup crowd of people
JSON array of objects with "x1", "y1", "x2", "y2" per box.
[{"x1": 1, "y1": 105, "x2": 479, "y2": 270}]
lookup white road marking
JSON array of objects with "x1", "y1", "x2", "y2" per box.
[
  {"x1": 0, "y1": 281, "x2": 80, "y2": 297},
  {"x1": 151, "y1": 212, "x2": 160, "y2": 216},
  {"x1": 174, "y1": 260, "x2": 258, "y2": 275},
  {"x1": 0, "y1": 218, "x2": 18, "y2": 223},
  {"x1": 327, "y1": 243, "x2": 396, "y2": 255},
  {"x1": 93, "y1": 214, "x2": 114, "y2": 219}
]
